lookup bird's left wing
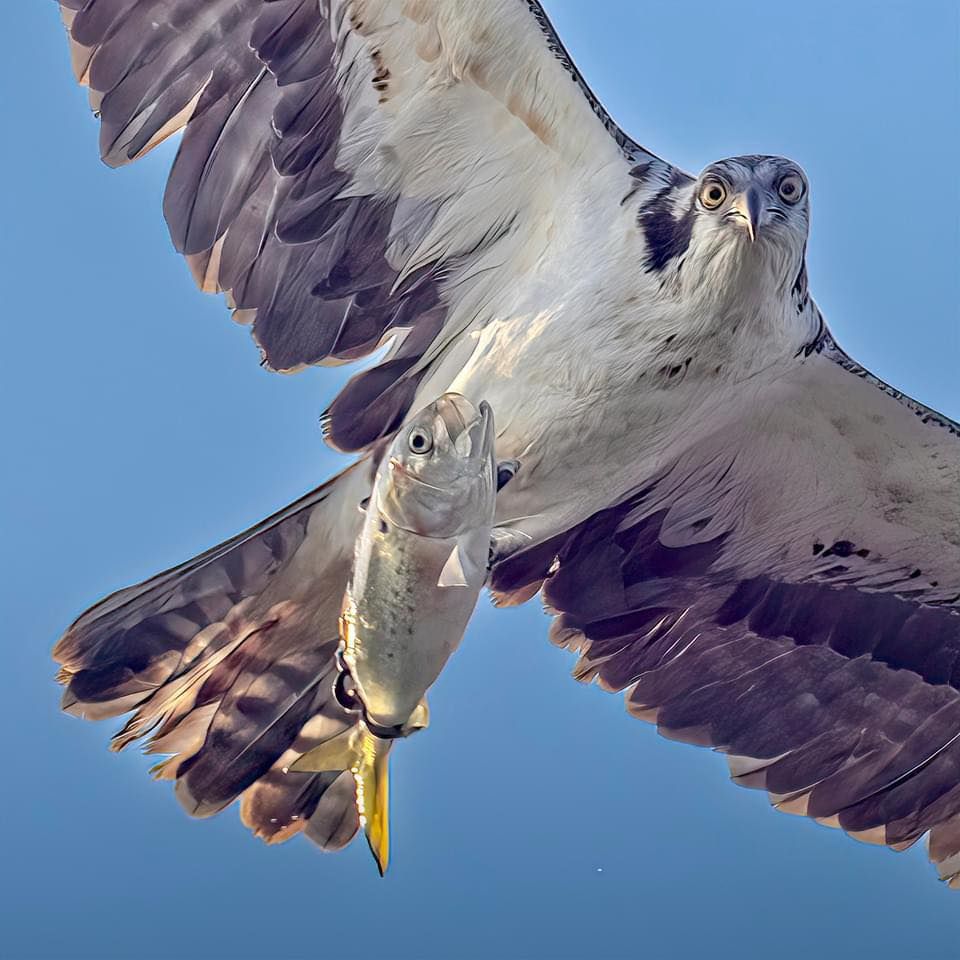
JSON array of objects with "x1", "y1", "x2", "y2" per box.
[
  {"x1": 492, "y1": 335, "x2": 960, "y2": 888},
  {"x1": 59, "y1": 0, "x2": 677, "y2": 450}
]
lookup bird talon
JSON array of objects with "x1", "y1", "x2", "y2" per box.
[{"x1": 496, "y1": 459, "x2": 521, "y2": 491}]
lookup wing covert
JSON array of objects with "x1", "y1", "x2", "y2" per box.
[
  {"x1": 492, "y1": 342, "x2": 960, "y2": 887},
  {"x1": 59, "y1": 0, "x2": 679, "y2": 449}
]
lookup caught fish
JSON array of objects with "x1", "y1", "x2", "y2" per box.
[{"x1": 292, "y1": 393, "x2": 498, "y2": 874}]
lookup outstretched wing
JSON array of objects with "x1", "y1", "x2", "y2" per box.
[
  {"x1": 59, "y1": 0, "x2": 678, "y2": 451},
  {"x1": 54, "y1": 0, "x2": 688, "y2": 852},
  {"x1": 492, "y1": 334, "x2": 960, "y2": 888}
]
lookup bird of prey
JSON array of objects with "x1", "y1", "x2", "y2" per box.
[{"x1": 54, "y1": 0, "x2": 960, "y2": 888}]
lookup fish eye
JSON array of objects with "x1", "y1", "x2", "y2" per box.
[
  {"x1": 699, "y1": 178, "x2": 728, "y2": 210},
  {"x1": 778, "y1": 173, "x2": 804, "y2": 204},
  {"x1": 407, "y1": 426, "x2": 433, "y2": 455}
]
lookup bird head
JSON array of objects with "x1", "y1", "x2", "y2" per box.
[
  {"x1": 685, "y1": 155, "x2": 810, "y2": 296},
  {"x1": 697, "y1": 156, "x2": 809, "y2": 242}
]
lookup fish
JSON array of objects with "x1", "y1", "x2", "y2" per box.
[{"x1": 292, "y1": 393, "x2": 498, "y2": 874}]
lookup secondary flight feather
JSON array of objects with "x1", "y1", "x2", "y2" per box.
[{"x1": 53, "y1": 0, "x2": 960, "y2": 888}]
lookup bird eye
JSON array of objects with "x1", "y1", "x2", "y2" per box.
[
  {"x1": 407, "y1": 427, "x2": 433, "y2": 455},
  {"x1": 699, "y1": 178, "x2": 728, "y2": 210},
  {"x1": 778, "y1": 173, "x2": 804, "y2": 204}
]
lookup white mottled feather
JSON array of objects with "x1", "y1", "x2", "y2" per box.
[{"x1": 53, "y1": 0, "x2": 960, "y2": 885}]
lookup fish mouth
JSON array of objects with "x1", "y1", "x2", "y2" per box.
[
  {"x1": 435, "y1": 393, "x2": 493, "y2": 459},
  {"x1": 388, "y1": 457, "x2": 447, "y2": 492}
]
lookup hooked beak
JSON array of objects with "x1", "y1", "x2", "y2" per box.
[{"x1": 730, "y1": 186, "x2": 762, "y2": 241}]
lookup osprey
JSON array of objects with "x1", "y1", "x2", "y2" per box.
[{"x1": 54, "y1": 0, "x2": 960, "y2": 887}]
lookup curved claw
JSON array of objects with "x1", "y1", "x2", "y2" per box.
[{"x1": 496, "y1": 459, "x2": 520, "y2": 491}]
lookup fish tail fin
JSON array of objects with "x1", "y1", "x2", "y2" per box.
[
  {"x1": 293, "y1": 725, "x2": 391, "y2": 874},
  {"x1": 359, "y1": 733, "x2": 391, "y2": 876}
]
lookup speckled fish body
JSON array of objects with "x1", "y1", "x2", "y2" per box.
[
  {"x1": 292, "y1": 394, "x2": 496, "y2": 874},
  {"x1": 343, "y1": 393, "x2": 497, "y2": 731},
  {"x1": 341, "y1": 501, "x2": 493, "y2": 730}
]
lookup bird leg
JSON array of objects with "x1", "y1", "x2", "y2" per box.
[{"x1": 496, "y1": 459, "x2": 521, "y2": 491}]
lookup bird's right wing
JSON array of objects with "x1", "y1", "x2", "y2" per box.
[{"x1": 59, "y1": 0, "x2": 682, "y2": 451}]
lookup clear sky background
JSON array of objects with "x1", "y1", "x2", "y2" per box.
[{"x1": 3, "y1": 2, "x2": 959, "y2": 958}]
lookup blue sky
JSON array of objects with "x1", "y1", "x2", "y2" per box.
[{"x1": 3, "y1": 2, "x2": 959, "y2": 958}]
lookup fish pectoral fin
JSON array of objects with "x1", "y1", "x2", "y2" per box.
[
  {"x1": 288, "y1": 728, "x2": 358, "y2": 773},
  {"x1": 357, "y1": 496, "x2": 370, "y2": 514},
  {"x1": 439, "y1": 537, "x2": 487, "y2": 588},
  {"x1": 438, "y1": 543, "x2": 470, "y2": 587}
]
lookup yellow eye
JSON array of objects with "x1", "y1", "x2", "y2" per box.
[
  {"x1": 778, "y1": 173, "x2": 804, "y2": 204},
  {"x1": 699, "y1": 178, "x2": 728, "y2": 210}
]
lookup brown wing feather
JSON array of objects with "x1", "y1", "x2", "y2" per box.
[
  {"x1": 54, "y1": 460, "x2": 372, "y2": 849},
  {"x1": 492, "y1": 351, "x2": 960, "y2": 888},
  {"x1": 58, "y1": 0, "x2": 672, "y2": 449}
]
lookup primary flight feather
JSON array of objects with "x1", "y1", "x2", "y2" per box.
[{"x1": 53, "y1": 0, "x2": 960, "y2": 887}]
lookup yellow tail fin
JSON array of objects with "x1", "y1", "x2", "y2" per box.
[
  {"x1": 291, "y1": 724, "x2": 391, "y2": 875},
  {"x1": 356, "y1": 732, "x2": 390, "y2": 875}
]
